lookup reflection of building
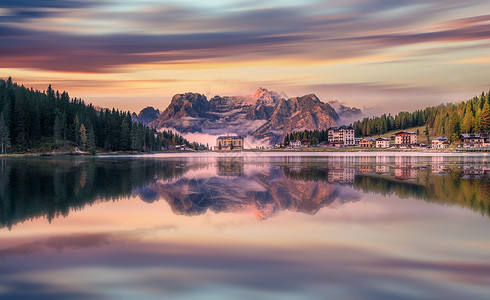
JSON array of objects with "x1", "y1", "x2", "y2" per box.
[
  {"x1": 395, "y1": 168, "x2": 418, "y2": 180},
  {"x1": 395, "y1": 155, "x2": 415, "y2": 167},
  {"x1": 376, "y1": 166, "x2": 390, "y2": 174},
  {"x1": 394, "y1": 131, "x2": 417, "y2": 147},
  {"x1": 215, "y1": 136, "x2": 244, "y2": 151},
  {"x1": 359, "y1": 138, "x2": 375, "y2": 148},
  {"x1": 431, "y1": 164, "x2": 447, "y2": 174},
  {"x1": 462, "y1": 165, "x2": 490, "y2": 179},
  {"x1": 328, "y1": 167, "x2": 355, "y2": 184},
  {"x1": 375, "y1": 137, "x2": 390, "y2": 148},
  {"x1": 432, "y1": 136, "x2": 449, "y2": 149},
  {"x1": 328, "y1": 126, "x2": 355, "y2": 146},
  {"x1": 217, "y1": 157, "x2": 244, "y2": 176},
  {"x1": 359, "y1": 166, "x2": 374, "y2": 174}
]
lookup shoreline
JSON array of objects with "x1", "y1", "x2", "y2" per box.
[{"x1": 1, "y1": 148, "x2": 489, "y2": 158}]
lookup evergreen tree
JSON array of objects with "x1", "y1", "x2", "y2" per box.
[
  {"x1": 481, "y1": 101, "x2": 490, "y2": 133},
  {"x1": 446, "y1": 111, "x2": 461, "y2": 142},
  {"x1": 474, "y1": 109, "x2": 482, "y2": 133},
  {"x1": 53, "y1": 110, "x2": 63, "y2": 147},
  {"x1": 79, "y1": 123, "x2": 87, "y2": 150},
  {"x1": 461, "y1": 106, "x2": 474, "y2": 133},
  {"x1": 0, "y1": 113, "x2": 11, "y2": 154},
  {"x1": 119, "y1": 117, "x2": 130, "y2": 151},
  {"x1": 73, "y1": 115, "x2": 81, "y2": 146},
  {"x1": 86, "y1": 124, "x2": 96, "y2": 154}
]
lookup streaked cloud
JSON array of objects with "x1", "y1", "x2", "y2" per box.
[{"x1": 1, "y1": 0, "x2": 489, "y2": 112}]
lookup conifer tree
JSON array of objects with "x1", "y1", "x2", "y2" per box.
[
  {"x1": 86, "y1": 125, "x2": 96, "y2": 154},
  {"x1": 53, "y1": 110, "x2": 63, "y2": 147},
  {"x1": 0, "y1": 113, "x2": 11, "y2": 154},
  {"x1": 79, "y1": 123, "x2": 87, "y2": 150},
  {"x1": 481, "y1": 100, "x2": 490, "y2": 133}
]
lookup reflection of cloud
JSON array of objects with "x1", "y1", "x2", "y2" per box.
[
  {"x1": 0, "y1": 233, "x2": 113, "y2": 258},
  {"x1": 0, "y1": 226, "x2": 177, "y2": 259},
  {"x1": 1, "y1": 240, "x2": 489, "y2": 299}
]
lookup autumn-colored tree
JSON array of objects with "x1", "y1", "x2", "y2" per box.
[
  {"x1": 79, "y1": 123, "x2": 87, "y2": 150},
  {"x1": 481, "y1": 101, "x2": 490, "y2": 132}
]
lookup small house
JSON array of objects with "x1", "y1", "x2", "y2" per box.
[
  {"x1": 375, "y1": 137, "x2": 390, "y2": 148},
  {"x1": 459, "y1": 133, "x2": 490, "y2": 148},
  {"x1": 431, "y1": 137, "x2": 449, "y2": 149},
  {"x1": 290, "y1": 140, "x2": 302, "y2": 148},
  {"x1": 359, "y1": 138, "x2": 375, "y2": 148}
]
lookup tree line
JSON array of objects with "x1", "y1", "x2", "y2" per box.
[
  {"x1": 0, "y1": 77, "x2": 206, "y2": 154},
  {"x1": 283, "y1": 129, "x2": 330, "y2": 146},
  {"x1": 353, "y1": 91, "x2": 490, "y2": 141}
]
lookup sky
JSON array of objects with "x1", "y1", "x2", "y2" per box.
[{"x1": 1, "y1": 0, "x2": 490, "y2": 114}]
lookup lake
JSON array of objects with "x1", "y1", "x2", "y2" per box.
[{"x1": 0, "y1": 153, "x2": 489, "y2": 300}]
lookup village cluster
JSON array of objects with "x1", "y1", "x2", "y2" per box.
[{"x1": 214, "y1": 126, "x2": 490, "y2": 151}]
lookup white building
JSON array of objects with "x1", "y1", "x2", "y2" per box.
[
  {"x1": 328, "y1": 126, "x2": 355, "y2": 146},
  {"x1": 290, "y1": 140, "x2": 302, "y2": 148},
  {"x1": 375, "y1": 137, "x2": 390, "y2": 148},
  {"x1": 431, "y1": 137, "x2": 449, "y2": 149}
]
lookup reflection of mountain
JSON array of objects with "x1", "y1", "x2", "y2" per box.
[
  {"x1": 1, "y1": 157, "x2": 489, "y2": 228},
  {"x1": 142, "y1": 166, "x2": 353, "y2": 220}
]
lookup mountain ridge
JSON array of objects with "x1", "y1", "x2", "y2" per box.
[{"x1": 143, "y1": 88, "x2": 358, "y2": 145}]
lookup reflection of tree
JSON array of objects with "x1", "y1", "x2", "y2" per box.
[
  {"x1": 1, "y1": 158, "x2": 489, "y2": 228},
  {"x1": 283, "y1": 164, "x2": 490, "y2": 218},
  {"x1": 0, "y1": 158, "x2": 188, "y2": 229},
  {"x1": 283, "y1": 166, "x2": 330, "y2": 182},
  {"x1": 353, "y1": 170, "x2": 490, "y2": 217}
]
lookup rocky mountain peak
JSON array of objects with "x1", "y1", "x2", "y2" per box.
[
  {"x1": 131, "y1": 106, "x2": 160, "y2": 126},
  {"x1": 147, "y1": 88, "x2": 342, "y2": 144},
  {"x1": 251, "y1": 87, "x2": 282, "y2": 105}
]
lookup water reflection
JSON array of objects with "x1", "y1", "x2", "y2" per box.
[{"x1": 0, "y1": 155, "x2": 489, "y2": 229}]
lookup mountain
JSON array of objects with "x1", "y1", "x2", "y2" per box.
[
  {"x1": 148, "y1": 88, "x2": 340, "y2": 144},
  {"x1": 252, "y1": 94, "x2": 339, "y2": 144},
  {"x1": 131, "y1": 106, "x2": 160, "y2": 125},
  {"x1": 327, "y1": 100, "x2": 362, "y2": 121}
]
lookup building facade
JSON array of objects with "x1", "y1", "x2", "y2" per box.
[
  {"x1": 328, "y1": 126, "x2": 355, "y2": 146},
  {"x1": 431, "y1": 136, "x2": 449, "y2": 149},
  {"x1": 290, "y1": 140, "x2": 302, "y2": 148},
  {"x1": 394, "y1": 131, "x2": 417, "y2": 146},
  {"x1": 215, "y1": 136, "x2": 244, "y2": 151},
  {"x1": 359, "y1": 138, "x2": 375, "y2": 148},
  {"x1": 375, "y1": 137, "x2": 390, "y2": 148},
  {"x1": 459, "y1": 133, "x2": 490, "y2": 148}
]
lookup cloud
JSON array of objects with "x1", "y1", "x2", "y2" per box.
[{"x1": 1, "y1": 1, "x2": 490, "y2": 73}]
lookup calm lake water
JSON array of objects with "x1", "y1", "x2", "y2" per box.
[{"x1": 0, "y1": 153, "x2": 489, "y2": 300}]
